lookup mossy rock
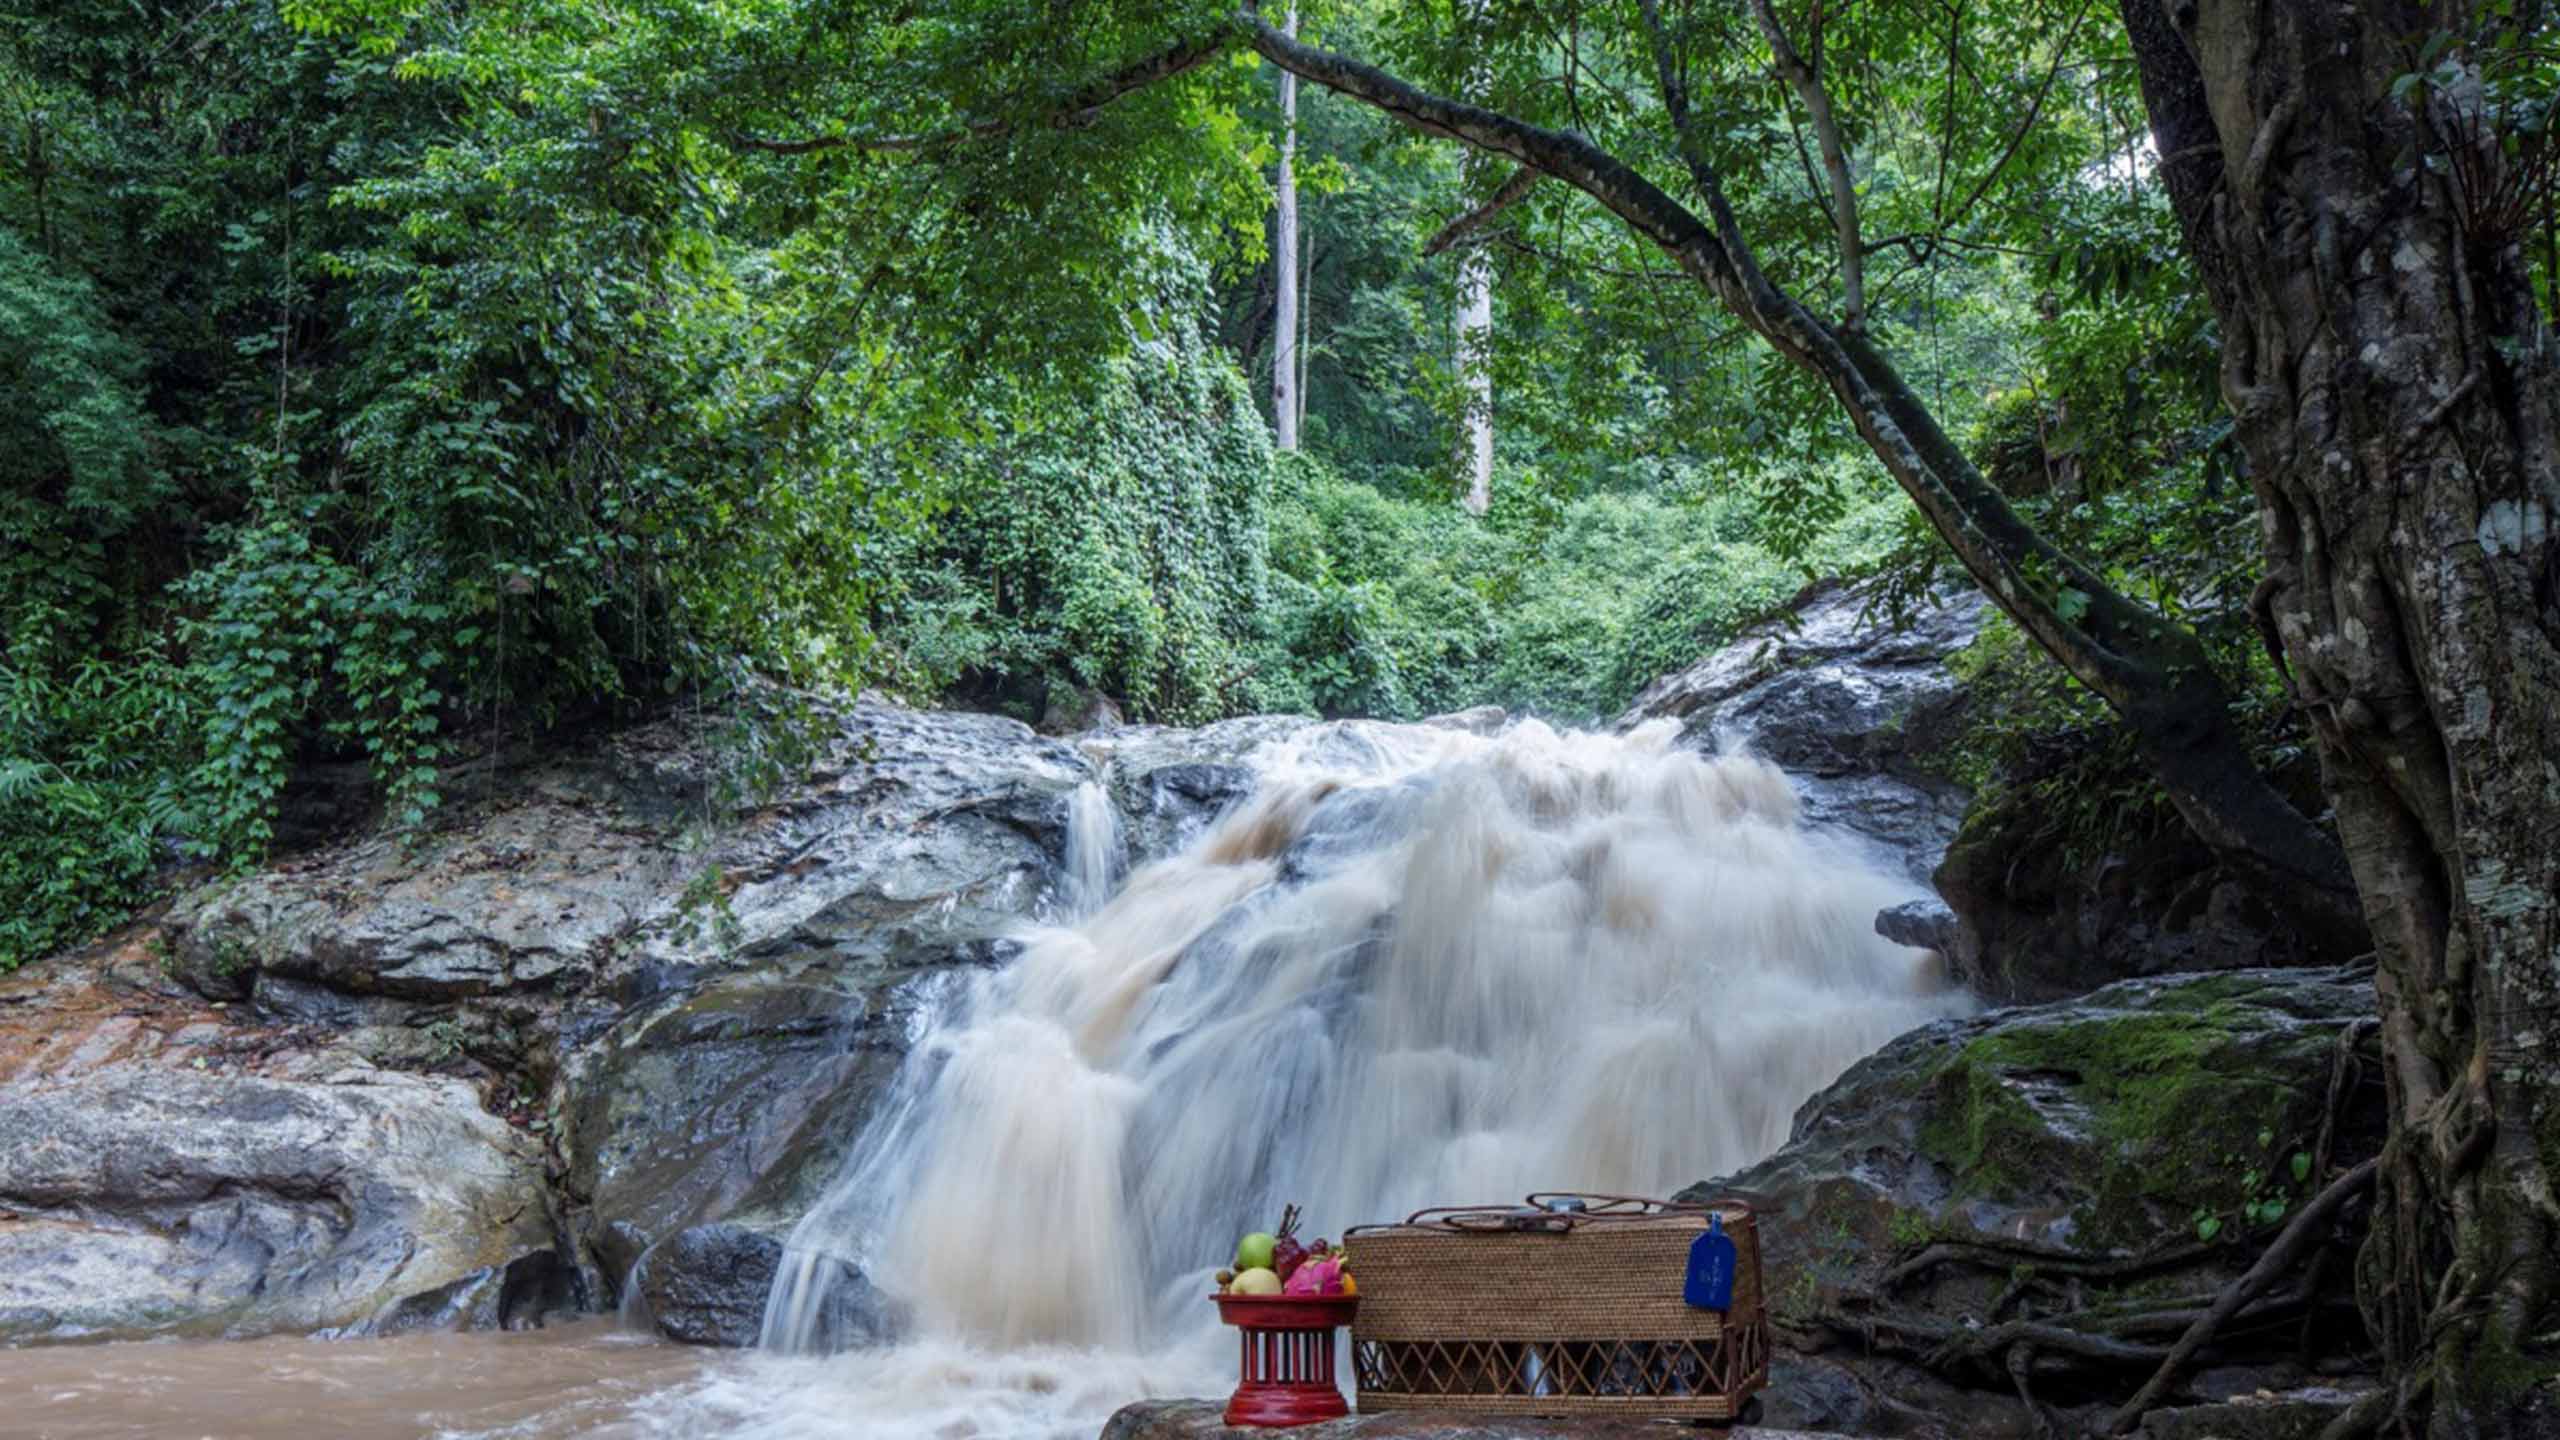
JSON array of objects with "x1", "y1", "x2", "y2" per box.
[{"x1": 1684, "y1": 966, "x2": 2382, "y2": 1315}]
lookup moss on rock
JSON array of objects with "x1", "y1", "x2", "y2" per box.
[
  {"x1": 1915, "y1": 981, "x2": 2344, "y2": 1248},
  {"x1": 1705, "y1": 966, "x2": 2380, "y2": 1286}
]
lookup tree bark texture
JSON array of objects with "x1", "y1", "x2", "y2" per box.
[{"x1": 2124, "y1": 2, "x2": 2560, "y2": 1432}]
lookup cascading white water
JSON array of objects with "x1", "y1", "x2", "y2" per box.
[
  {"x1": 1058, "y1": 781, "x2": 1124, "y2": 921},
  {"x1": 750, "y1": 715, "x2": 1969, "y2": 1436}
]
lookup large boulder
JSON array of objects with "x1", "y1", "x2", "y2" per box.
[
  {"x1": 169, "y1": 696, "x2": 1093, "y2": 1014},
  {"x1": 50, "y1": 695, "x2": 1106, "y2": 1348},
  {"x1": 557, "y1": 966, "x2": 968, "y2": 1301},
  {"x1": 0, "y1": 949, "x2": 557, "y2": 1342},
  {"x1": 1693, "y1": 966, "x2": 2378, "y2": 1280},
  {"x1": 1676, "y1": 967, "x2": 2383, "y2": 1435},
  {"x1": 1619, "y1": 583, "x2": 1985, "y2": 881}
]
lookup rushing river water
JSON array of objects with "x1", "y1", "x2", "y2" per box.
[{"x1": 7, "y1": 716, "x2": 1966, "y2": 1439}]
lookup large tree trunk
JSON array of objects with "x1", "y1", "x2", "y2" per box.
[{"x1": 2125, "y1": 2, "x2": 2560, "y2": 1432}]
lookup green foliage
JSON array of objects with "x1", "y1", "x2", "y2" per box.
[
  {"x1": 1254, "y1": 458, "x2": 1897, "y2": 723},
  {"x1": 0, "y1": 654, "x2": 200, "y2": 970},
  {"x1": 884, "y1": 244, "x2": 1277, "y2": 725},
  {"x1": 0, "y1": 0, "x2": 936, "y2": 966}
]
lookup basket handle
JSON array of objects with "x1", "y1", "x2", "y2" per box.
[
  {"x1": 1351, "y1": 1204, "x2": 1574, "y2": 1236},
  {"x1": 1346, "y1": 1193, "x2": 1754, "y2": 1238},
  {"x1": 1526, "y1": 1192, "x2": 1757, "y2": 1221}
]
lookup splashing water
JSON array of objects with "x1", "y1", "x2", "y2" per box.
[{"x1": 741, "y1": 715, "x2": 1968, "y2": 1435}]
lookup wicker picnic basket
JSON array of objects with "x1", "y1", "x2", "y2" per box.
[{"x1": 1344, "y1": 1193, "x2": 1768, "y2": 1422}]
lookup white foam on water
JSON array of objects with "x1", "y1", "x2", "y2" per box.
[{"x1": 606, "y1": 1337, "x2": 1226, "y2": 1440}]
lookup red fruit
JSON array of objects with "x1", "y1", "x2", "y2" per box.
[{"x1": 1271, "y1": 1205, "x2": 1308, "y2": 1282}]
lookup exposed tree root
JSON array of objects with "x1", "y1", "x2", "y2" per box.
[
  {"x1": 2100, "y1": 1158, "x2": 2380, "y2": 1433},
  {"x1": 2006, "y1": 1341, "x2": 2061, "y2": 1440},
  {"x1": 1805, "y1": 1161, "x2": 2381, "y2": 1438},
  {"x1": 1881, "y1": 1235, "x2": 2222, "y2": 1294}
]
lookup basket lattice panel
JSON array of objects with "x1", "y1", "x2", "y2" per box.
[{"x1": 1353, "y1": 1323, "x2": 1768, "y2": 1419}]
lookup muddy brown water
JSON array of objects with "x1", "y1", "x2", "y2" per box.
[
  {"x1": 0, "y1": 1321, "x2": 1212, "y2": 1440},
  {"x1": 0, "y1": 1322, "x2": 718, "y2": 1439}
]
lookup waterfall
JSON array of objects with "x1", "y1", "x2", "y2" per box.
[
  {"x1": 759, "y1": 715, "x2": 1966, "y2": 1375},
  {"x1": 1059, "y1": 780, "x2": 1123, "y2": 920}
]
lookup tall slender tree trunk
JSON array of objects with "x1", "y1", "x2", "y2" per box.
[
  {"x1": 2125, "y1": 2, "x2": 2560, "y2": 1432},
  {"x1": 1456, "y1": 0, "x2": 1494, "y2": 515},
  {"x1": 1458, "y1": 241, "x2": 1493, "y2": 513},
  {"x1": 1271, "y1": 2, "x2": 1301, "y2": 452},
  {"x1": 1298, "y1": 213, "x2": 1312, "y2": 438}
]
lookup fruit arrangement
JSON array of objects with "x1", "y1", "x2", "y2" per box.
[{"x1": 1214, "y1": 1204, "x2": 1357, "y2": 1298}]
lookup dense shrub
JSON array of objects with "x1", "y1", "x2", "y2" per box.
[
  {"x1": 1249, "y1": 458, "x2": 1901, "y2": 724},
  {"x1": 879, "y1": 251, "x2": 1278, "y2": 726}
]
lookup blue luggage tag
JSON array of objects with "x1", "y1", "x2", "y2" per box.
[{"x1": 1683, "y1": 1213, "x2": 1737, "y2": 1311}]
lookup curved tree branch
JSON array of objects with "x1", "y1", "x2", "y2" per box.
[
  {"x1": 1422, "y1": 165, "x2": 1543, "y2": 256},
  {"x1": 1244, "y1": 5, "x2": 2366, "y2": 952}
]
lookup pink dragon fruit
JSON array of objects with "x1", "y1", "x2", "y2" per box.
[{"x1": 1282, "y1": 1256, "x2": 1344, "y2": 1296}]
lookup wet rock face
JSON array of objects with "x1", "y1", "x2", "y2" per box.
[
  {"x1": 0, "y1": 964, "x2": 555, "y2": 1342},
  {"x1": 1619, "y1": 583, "x2": 1986, "y2": 882},
  {"x1": 1933, "y1": 792, "x2": 2349, "y2": 1005},
  {"x1": 560, "y1": 969, "x2": 971, "y2": 1293},
  {"x1": 635, "y1": 1221, "x2": 889, "y2": 1348}
]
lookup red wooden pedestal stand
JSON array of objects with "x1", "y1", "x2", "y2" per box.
[{"x1": 1211, "y1": 1293, "x2": 1359, "y2": 1427}]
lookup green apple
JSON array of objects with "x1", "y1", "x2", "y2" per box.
[{"x1": 1235, "y1": 1231, "x2": 1277, "y2": 1272}]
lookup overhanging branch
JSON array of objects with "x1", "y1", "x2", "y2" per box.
[{"x1": 1237, "y1": 9, "x2": 1738, "y2": 294}]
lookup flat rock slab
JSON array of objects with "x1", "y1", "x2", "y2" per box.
[{"x1": 1104, "y1": 1399, "x2": 1851, "y2": 1440}]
